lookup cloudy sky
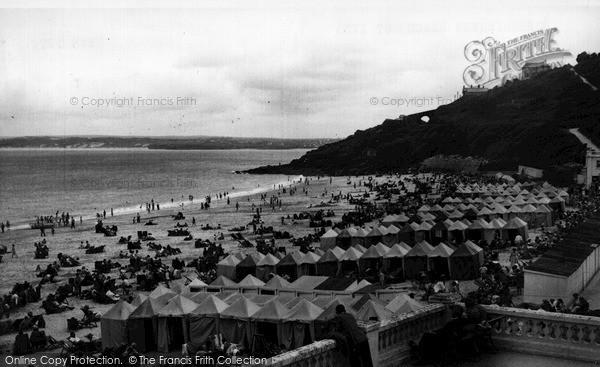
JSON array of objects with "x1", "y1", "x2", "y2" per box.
[{"x1": 1, "y1": 0, "x2": 599, "y2": 139}]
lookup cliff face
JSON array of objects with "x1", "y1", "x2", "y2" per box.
[{"x1": 247, "y1": 52, "x2": 600, "y2": 176}]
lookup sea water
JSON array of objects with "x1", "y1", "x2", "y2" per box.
[{"x1": 0, "y1": 148, "x2": 306, "y2": 228}]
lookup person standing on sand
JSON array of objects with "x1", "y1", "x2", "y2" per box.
[
  {"x1": 1, "y1": 222, "x2": 4, "y2": 233},
  {"x1": 12, "y1": 243, "x2": 17, "y2": 258}
]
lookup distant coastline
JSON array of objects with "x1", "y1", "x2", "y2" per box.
[{"x1": 0, "y1": 136, "x2": 337, "y2": 150}]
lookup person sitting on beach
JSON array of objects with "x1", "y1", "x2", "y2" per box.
[
  {"x1": 29, "y1": 326, "x2": 47, "y2": 349},
  {"x1": 68, "y1": 331, "x2": 82, "y2": 345},
  {"x1": 13, "y1": 330, "x2": 30, "y2": 355}
]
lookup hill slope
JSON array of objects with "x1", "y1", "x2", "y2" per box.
[{"x1": 248, "y1": 52, "x2": 600, "y2": 176}]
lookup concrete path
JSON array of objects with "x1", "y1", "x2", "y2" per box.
[
  {"x1": 570, "y1": 67, "x2": 599, "y2": 91},
  {"x1": 569, "y1": 128, "x2": 600, "y2": 151}
]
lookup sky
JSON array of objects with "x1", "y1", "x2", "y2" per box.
[{"x1": 0, "y1": 0, "x2": 599, "y2": 139}]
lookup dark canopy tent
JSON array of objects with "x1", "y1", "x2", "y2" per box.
[
  {"x1": 275, "y1": 252, "x2": 303, "y2": 281},
  {"x1": 502, "y1": 217, "x2": 529, "y2": 242},
  {"x1": 297, "y1": 252, "x2": 321, "y2": 276},
  {"x1": 282, "y1": 299, "x2": 323, "y2": 349},
  {"x1": 128, "y1": 297, "x2": 166, "y2": 352},
  {"x1": 251, "y1": 300, "x2": 289, "y2": 347},
  {"x1": 403, "y1": 241, "x2": 434, "y2": 278},
  {"x1": 189, "y1": 295, "x2": 229, "y2": 349},
  {"x1": 383, "y1": 243, "x2": 408, "y2": 278},
  {"x1": 337, "y1": 247, "x2": 363, "y2": 276},
  {"x1": 101, "y1": 300, "x2": 136, "y2": 349},
  {"x1": 219, "y1": 297, "x2": 261, "y2": 349},
  {"x1": 359, "y1": 245, "x2": 388, "y2": 277},
  {"x1": 316, "y1": 248, "x2": 343, "y2": 276},
  {"x1": 398, "y1": 223, "x2": 417, "y2": 245},
  {"x1": 235, "y1": 254, "x2": 262, "y2": 282},
  {"x1": 157, "y1": 295, "x2": 199, "y2": 352},
  {"x1": 430, "y1": 221, "x2": 450, "y2": 245},
  {"x1": 365, "y1": 227, "x2": 384, "y2": 247},
  {"x1": 449, "y1": 241, "x2": 484, "y2": 280},
  {"x1": 256, "y1": 254, "x2": 280, "y2": 281},
  {"x1": 427, "y1": 243, "x2": 454, "y2": 279},
  {"x1": 382, "y1": 225, "x2": 400, "y2": 247},
  {"x1": 335, "y1": 228, "x2": 356, "y2": 249}
]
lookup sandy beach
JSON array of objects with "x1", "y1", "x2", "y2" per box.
[{"x1": 0, "y1": 176, "x2": 362, "y2": 352}]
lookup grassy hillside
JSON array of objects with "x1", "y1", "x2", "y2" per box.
[{"x1": 248, "y1": 52, "x2": 600, "y2": 175}]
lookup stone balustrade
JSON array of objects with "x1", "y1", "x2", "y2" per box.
[
  {"x1": 263, "y1": 340, "x2": 346, "y2": 367},
  {"x1": 257, "y1": 303, "x2": 450, "y2": 367},
  {"x1": 482, "y1": 305, "x2": 600, "y2": 363}
]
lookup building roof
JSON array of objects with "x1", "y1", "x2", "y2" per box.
[{"x1": 527, "y1": 213, "x2": 600, "y2": 277}]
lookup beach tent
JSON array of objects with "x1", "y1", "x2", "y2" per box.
[
  {"x1": 313, "y1": 248, "x2": 325, "y2": 257},
  {"x1": 352, "y1": 227, "x2": 370, "y2": 247},
  {"x1": 355, "y1": 300, "x2": 394, "y2": 323},
  {"x1": 170, "y1": 280, "x2": 190, "y2": 295},
  {"x1": 189, "y1": 295, "x2": 229, "y2": 349},
  {"x1": 252, "y1": 300, "x2": 290, "y2": 347},
  {"x1": 255, "y1": 253, "x2": 280, "y2": 281},
  {"x1": 157, "y1": 295, "x2": 199, "y2": 352},
  {"x1": 365, "y1": 227, "x2": 384, "y2": 247},
  {"x1": 359, "y1": 245, "x2": 388, "y2": 277},
  {"x1": 518, "y1": 204, "x2": 537, "y2": 224},
  {"x1": 466, "y1": 219, "x2": 494, "y2": 244},
  {"x1": 382, "y1": 225, "x2": 400, "y2": 246},
  {"x1": 533, "y1": 205, "x2": 553, "y2": 228},
  {"x1": 386, "y1": 293, "x2": 424, "y2": 315},
  {"x1": 320, "y1": 229, "x2": 339, "y2": 251},
  {"x1": 219, "y1": 297, "x2": 261, "y2": 349},
  {"x1": 275, "y1": 251, "x2": 303, "y2": 281},
  {"x1": 428, "y1": 243, "x2": 454, "y2": 278},
  {"x1": 149, "y1": 285, "x2": 176, "y2": 300},
  {"x1": 188, "y1": 292, "x2": 212, "y2": 304},
  {"x1": 216, "y1": 255, "x2": 240, "y2": 279},
  {"x1": 347, "y1": 279, "x2": 371, "y2": 292},
  {"x1": 210, "y1": 275, "x2": 237, "y2": 287},
  {"x1": 128, "y1": 297, "x2": 165, "y2": 352},
  {"x1": 297, "y1": 251, "x2": 321, "y2": 276},
  {"x1": 352, "y1": 243, "x2": 367, "y2": 254},
  {"x1": 502, "y1": 217, "x2": 529, "y2": 242},
  {"x1": 235, "y1": 253, "x2": 264, "y2": 282},
  {"x1": 351, "y1": 293, "x2": 387, "y2": 312},
  {"x1": 431, "y1": 221, "x2": 450, "y2": 245},
  {"x1": 248, "y1": 294, "x2": 276, "y2": 306},
  {"x1": 398, "y1": 222, "x2": 417, "y2": 245},
  {"x1": 338, "y1": 247, "x2": 363, "y2": 276},
  {"x1": 415, "y1": 221, "x2": 433, "y2": 243},
  {"x1": 383, "y1": 243, "x2": 408, "y2": 278},
  {"x1": 381, "y1": 215, "x2": 400, "y2": 228},
  {"x1": 316, "y1": 248, "x2": 343, "y2": 276},
  {"x1": 282, "y1": 299, "x2": 324, "y2": 349},
  {"x1": 449, "y1": 241, "x2": 484, "y2": 280},
  {"x1": 549, "y1": 196, "x2": 565, "y2": 212},
  {"x1": 101, "y1": 300, "x2": 136, "y2": 349},
  {"x1": 336, "y1": 227, "x2": 357, "y2": 249},
  {"x1": 404, "y1": 241, "x2": 434, "y2": 278},
  {"x1": 130, "y1": 293, "x2": 148, "y2": 308},
  {"x1": 188, "y1": 278, "x2": 207, "y2": 292},
  {"x1": 238, "y1": 274, "x2": 266, "y2": 288},
  {"x1": 291, "y1": 276, "x2": 329, "y2": 291},
  {"x1": 264, "y1": 274, "x2": 292, "y2": 290},
  {"x1": 448, "y1": 220, "x2": 468, "y2": 243},
  {"x1": 233, "y1": 252, "x2": 247, "y2": 261}
]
